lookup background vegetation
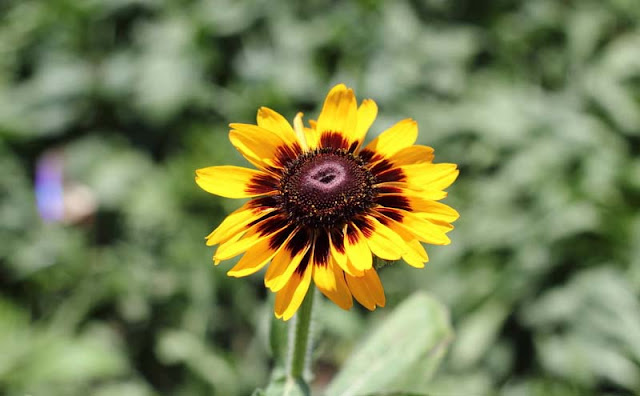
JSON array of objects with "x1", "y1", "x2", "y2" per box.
[{"x1": 1, "y1": 0, "x2": 640, "y2": 395}]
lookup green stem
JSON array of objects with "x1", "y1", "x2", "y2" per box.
[{"x1": 288, "y1": 283, "x2": 316, "y2": 382}]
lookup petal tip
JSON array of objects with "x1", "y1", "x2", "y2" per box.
[
  {"x1": 256, "y1": 106, "x2": 272, "y2": 118},
  {"x1": 329, "y1": 83, "x2": 348, "y2": 92},
  {"x1": 361, "y1": 98, "x2": 376, "y2": 105},
  {"x1": 228, "y1": 123, "x2": 247, "y2": 131}
]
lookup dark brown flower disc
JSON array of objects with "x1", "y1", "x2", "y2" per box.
[{"x1": 280, "y1": 148, "x2": 376, "y2": 228}]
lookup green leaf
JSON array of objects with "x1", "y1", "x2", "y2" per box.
[
  {"x1": 260, "y1": 367, "x2": 310, "y2": 396},
  {"x1": 325, "y1": 292, "x2": 453, "y2": 396},
  {"x1": 358, "y1": 393, "x2": 430, "y2": 396},
  {"x1": 156, "y1": 329, "x2": 238, "y2": 394}
]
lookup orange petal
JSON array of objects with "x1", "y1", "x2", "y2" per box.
[{"x1": 345, "y1": 268, "x2": 385, "y2": 310}]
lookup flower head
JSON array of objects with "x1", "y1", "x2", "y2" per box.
[{"x1": 196, "y1": 84, "x2": 459, "y2": 320}]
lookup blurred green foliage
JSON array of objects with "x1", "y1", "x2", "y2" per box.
[
  {"x1": 325, "y1": 293, "x2": 453, "y2": 396},
  {"x1": 1, "y1": 0, "x2": 640, "y2": 395}
]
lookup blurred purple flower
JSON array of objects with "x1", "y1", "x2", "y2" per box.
[{"x1": 35, "y1": 151, "x2": 64, "y2": 222}]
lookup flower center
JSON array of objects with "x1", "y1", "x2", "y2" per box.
[{"x1": 280, "y1": 149, "x2": 376, "y2": 228}]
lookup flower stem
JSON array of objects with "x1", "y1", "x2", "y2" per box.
[{"x1": 288, "y1": 283, "x2": 316, "y2": 382}]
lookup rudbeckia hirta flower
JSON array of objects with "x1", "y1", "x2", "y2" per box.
[{"x1": 196, "y1": 84, "x2": 459, "y2": 320}]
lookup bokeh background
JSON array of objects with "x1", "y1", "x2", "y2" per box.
[{"x1": 2, "y1": 0, "x2": 640, "y2": 395}]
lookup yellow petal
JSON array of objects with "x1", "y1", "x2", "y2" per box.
[
  {"x1": 227, "y1": 231, "x2": 292, "y2": 277},
  {"x1": 206, "y1": 203, "x2": 273, "y2": 246},
  {"x1": 364, "y1": 119, "x2": 418, "y2": 158},
  {"x1": 214, "y1": 229, "x2": 266, "y2": 261},
  {"x1": 384, "y1": 219, "x2": 429, "y2": 268},
  {"x1": 409, "y1": 199, "x2": 460, "y2": 223},
  {"x1": 229, "y1": 124, "x2": 288, "y2": 169},
  {"x1": 215, "y1": 215, "x2": 288, "y2": 260},
  {"x1": 195, "y1": 166, "x2": 266, "y2": 198},
  {"x1": 389, "y1": 145, "x2": 434, "y2": 165},
  {"x1": 265, "y1": 239, "x2": 310, "y2": 292},
  {"x1": 274, "y1": 258, "x2": 313, "y2": 320},
  {"x1": 402, "y1": 239, "x2": 429, "y2": 268},
  {"x1": 364, "y1": 216, "x2": 408, "y2": 261},
  {"x1": 413, "y1": 216, "x2": 455, "y2": 233},
  {"x1": 294, "y1": 112, "x2": 319, "y2": 151},
  {"x1": 364, "y1": 268, "x2": 385, "y2": 307},
  {"x1": 316, "y1": 84, "x2": 358, "y2": 144},
  {"x1": 395, "y1": 210, "x2": 451, "y2": 245},
  {"x1": 293, "y1": 112, "x2": 310, "y2": 151},
  {"x1": 313, "y1": 262, "x2": 336, "y2": 294},
  {"x1": 314, "y1": 259, "x2": 353, "y2": 310},
  {"x1": 344, "y1": 224, "x2": 373, "y2": 271},
  {"x1": 420, "y1": 190, "x2": 449, "y2": 201},
  {"x1": 377, "y1": 185, "x2": 448, "y2": 202},
  {"x1": 354, "y1": 99, "x2": 378, "y2": 149},
  {"x1": 345, "y1": 268, "x2": 385, "y2": 310},
  {"x1": 330, "y1": 232, "x2": 363, "y2": 276},
  {"x1": 376, "y1": 194, "x2": 458, "y2": 224},
  {"x1": 329, "y1": 233, "x2": 347, "y2": 269},
  {"x1": 304, "y1": 127, "x2": 318, "y2": 150},
  {"x1": 401, "y1": 163, "x2": 459, "y2": 191},
  {"x1": 257, "y1": 107, "x2": 298, "y2": 143},
  {"x1": 212, "y1": 231, "x2": 244, "y2": 265}
]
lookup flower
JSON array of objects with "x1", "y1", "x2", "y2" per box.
[{"x1": 196, "y1": 84, "x2": 459, "y2": 320}]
